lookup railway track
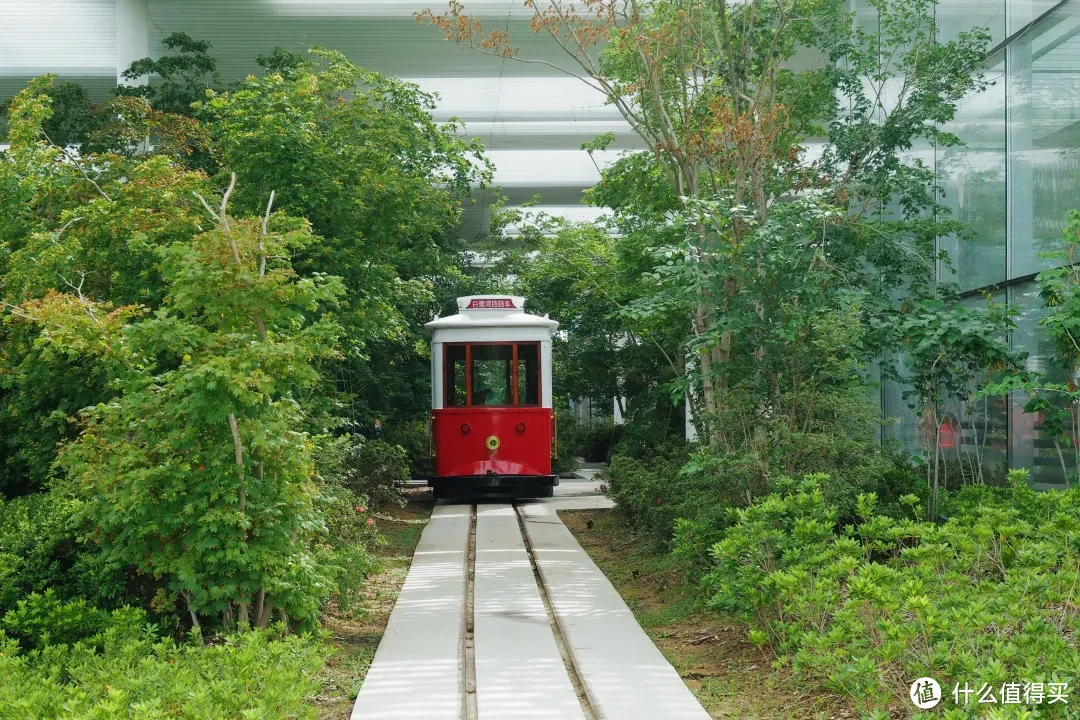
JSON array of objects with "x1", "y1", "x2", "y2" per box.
[
  {"x1": 460, "y1": 503, "x2": 597, "y2": 720},
  {"x1": 351, "y1": 482, "x2": 710, "y2": 720}
]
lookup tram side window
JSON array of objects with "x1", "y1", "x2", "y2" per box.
[
  {"x1": 517, "y1": 343, "x2": 539, "y2": 405},
  {"x1": 471, "y1": 344, "x2": 513, "y2": 406},
  {"x1": 444, "y1": 344, "x2": 467, "y2": 406}
]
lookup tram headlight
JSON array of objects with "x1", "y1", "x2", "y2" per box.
[
  {"x1": 515, "y1": 422, "x2": 526, "y2": 433},
  {"x1": 460, "y1": 423, "x2": 471, "y2": 434}
]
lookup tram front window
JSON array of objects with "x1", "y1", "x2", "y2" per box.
[
  {"x1": 471, "y1": 345, "x2": 513, "y2": 405},
  {"x1": 443, "y1": 343, "x2": 541, "y2": 407}
]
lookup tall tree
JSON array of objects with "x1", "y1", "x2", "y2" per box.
[
  {"x1": 27, "y1": 178, "x2": 344, "y2": 630},
  {"x1": 0, "y1": 77, "x2": 207, "y2": 494},
  {"x1": 420, "y1": 0, "x2": 991, "y2": 449},
  {"x1": 197, "y1": 48, "x2": 492, "y2": 426}
]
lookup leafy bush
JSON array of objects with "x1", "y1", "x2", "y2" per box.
[
  {"x1": 602, "y1": 425, "x2": 925, "y2": 556},
  {"x1": 581, "y1": 422, "x2": 625, "y2": 463},
  {"x1": 687, "y1": 394, "x2": 927, "y2": 520},
  {"x1": 385, "y1": 420, "x2": 436, "y2": 480},
  {"x1": 552, "y1": 453, "x2": 581, "y2": 476},
  {"x1": 319, "y1": 435, "x2": 409, "y2": 508},
  {"x1": 703, "y1": 470, "x2": 1080, "y2": 717},
  {"x1": 554, "y1": 409, "x2": 585, "y2": 460},
  {"x1": 0, "y1": 492, "x2": 126, "y2": 617},
  {"x1": 0, "y1": 624, "x2": 326, "y2": 719},
  {"x1": 316, "y1": 482, "x2": 382, "y2": 617},
  {"x1": 599, "y1": 442, "x2": 727, "y2": 550},
  {"x1": 1, "y1": 590, "x2": 113, "y2": 650}
]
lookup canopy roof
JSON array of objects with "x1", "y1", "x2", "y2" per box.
[{"x1": 425, "y1": 296, "x2": 559, "y2": 333}]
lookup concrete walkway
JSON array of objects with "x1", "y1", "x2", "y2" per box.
[
  {"x1": 350, "y1": 504, "x2": 468, "y2": 719},
  {"x1": 351, "y1": 477, "x2": 709, "y2": 720},
  {"x1": 521, "y1": 499, "x2": 710, "y2": 719},
  {"x1": 474, "y1": 504, "x2": 582, "y2": 719}
]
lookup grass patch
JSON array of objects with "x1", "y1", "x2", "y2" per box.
[
  {"x1": 560, "y1": 508, "x2": 851, "y2": 720},
  {"x1": 315, "y1": 488, "x2": 434, "y2": 719}
]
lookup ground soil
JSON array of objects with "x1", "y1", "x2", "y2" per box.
[
  {"x1": 561, "y1": 509, "x2": 853, "y2": 720},
  {"x1": 315, "y1": 487, "x2": 435, "y2": 720}
]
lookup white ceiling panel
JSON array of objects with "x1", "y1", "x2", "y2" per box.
[{"x1": 0, "y1": 0, "x2": 115, "y2": 76}]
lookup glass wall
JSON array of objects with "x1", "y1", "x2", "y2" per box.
[
  {"x1": 1008, "y1": 1, "x2": 1080, "y2": 276},
  {"x1": 1007, "y1": 281, "x2": 1075, "y2": 487},
  {"x1": 936, "y1": 55, "x2": 1007, "y2": 291},
  {"x1": 874, "y1": 0, "x2": 1080, "y2": 486}
]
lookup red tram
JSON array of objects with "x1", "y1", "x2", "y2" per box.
[{"x1": 425, "y1": 296, "x2": 560, "y2": 499}]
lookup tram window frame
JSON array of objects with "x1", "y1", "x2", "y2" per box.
[{"x1": 442, "y1": 342, "x2": 542, "y2": 407}]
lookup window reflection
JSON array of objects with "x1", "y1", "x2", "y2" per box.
[
  {"x1": 443, "y1": 343, "x2": 541, "y2": 407},
  {"x1": 937, "y1": 57, "x2": 1007, "y2": 290},
  {"x1": 1008, "y1": 2, "x2": 1080, "y2": 277},
  {"x1": 471, "y1": 344, "x2": 513, "y2": 406},
  {"x1": 1009, "y1": 282, "x2": 1073, "y2": 488}
]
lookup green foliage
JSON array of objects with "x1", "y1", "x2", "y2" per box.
[
  {"x1": 315, "y1": 482, "x2": 381, "y2": 617},
  {"x1": 876, "y1": 296, "x2": 1021, "y2": 512},
  {"x1": 0, "y1": 76, "x2": 208, "y2": 494},
  {"x1": 984, "y1": 210, "x2": 1080, "y2": 486},
  {"x1": 117, "y1": 32, "x2": 221, "y2": 116},
  {"x1": 2, "y1": 45, "x2": 491, "y2": 497},
  {"x1": 599, "y1": 443, "x2": 717, "y2": 550},
  {"x1": 377, "y1": 420, "x2": 434, "y2": 479},
  {"x1": 491, "y1": 195, "x2": 687, "y2": 443},
  {"x1": 318, "y1": 435, "x2": 409, "y2": 508},
  {"x1": 704, "y1": 472, "x2": 1080, "y2": 717},
  {"x1": 605, "y1": 411, "x2": 925, "y2": 557},
  {"x1": 37, "y1": 201, "x2": 345, "y2": 630},
  {"x1": 0, "y1": 590, "x2": 139, "y2": 650},
  {"x1": 0, "y1": 492, "x2": 125, "y2": 617},
  {"x1": 196, "y1": 47, "x2": 491, "y2": 431},
  {"x1": 580, "y1": 422, "x2": 626, "y2": 463},
  {"x1": 0, "y1": 625, "x2": 326, "y2": 719}
]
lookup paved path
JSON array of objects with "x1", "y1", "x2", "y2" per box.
[
  {"x1": 351, "y1": 477, "x2": 710, "y2": 720},
  {"x1": 351, "y1": 503, "x2": 470, "y2": 719}
]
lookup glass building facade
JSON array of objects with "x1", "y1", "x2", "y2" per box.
[{"x1": 880, "y1": 0, "x2": 1080, "y2": 487}]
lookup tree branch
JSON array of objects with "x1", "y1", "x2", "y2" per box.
[{"x1": 41, "y1": 128, "x2": 112, "y2": 202}]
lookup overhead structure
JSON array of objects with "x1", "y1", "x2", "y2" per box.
[{"x1": 0, "y1": 0, "x2": 639, "y2": 236}]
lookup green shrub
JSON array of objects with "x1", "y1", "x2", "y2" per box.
[
  {"x1": 704, "y1": 470, "x2": 1080, "y2": 717},
  {"x1": 0, "y1": 492, "x2": 126, "y2": 617},
  {"x1": 316, "y1": 434, "x2": 408, "y2": 508},
  {"x1": 1, "y1": 590, "x2": 112, "y2": 650},
  {"x1": 552, "y1": 453, "x2": 581, "y2": 476},
  {"x1": 315, "y1": 482, "x2": 382, "y2": 617},
  {"x1": 601, "y1": 429, "x2": 925, "y2": 558},
  {"x1": 554, "y1": 409, "x2": 584, "y2": 460},
  {"x1": 679, "y1": 426, "x2": 927, "y2": 522},
  {"x1": 581, "y1": 422, "x2": 625, "y2": 462},
  {"x1": 384, "y1": 420, "x2": 436, "y2": 479},
  {"x1": 600, "y1": 442, "x2": 730, "y2": 550},
  {"x1": 0, "y1": 624, "x2": 326, "y2": 719}
]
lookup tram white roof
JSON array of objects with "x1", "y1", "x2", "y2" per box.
[{"x1": 424, "y1": 296, "x2": 559, "y2": 333}]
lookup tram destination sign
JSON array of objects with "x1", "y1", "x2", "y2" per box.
[{"x1": 467, "y1": 298, "x2": 517, "y2": 309}]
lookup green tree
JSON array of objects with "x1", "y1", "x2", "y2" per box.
[
  {"x1": 116, "y1": 32, "x2": 221, "y2": 116},
  {"x1": 421, "y1": 0, "x2": 991, "y2": 451},
  {"x1": 28, "y1": 176, "x2": 344, "y2": 630},
  {"x1": 985, "y1": 211, "x2": 1080, "y2": 485},
  {"x1": 197, "y1": 48, "x2": 492, "y2": 427},
  {"x1": 0, "y1": 77, "x2": 208, "y2": 494},
  {"x1": 878, "y1": 297, "x2": 1020, "y2": 514}
]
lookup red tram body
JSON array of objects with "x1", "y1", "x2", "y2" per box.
[{"x1": 425, "y1": 296, "x2": 559, "y2": 498}]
